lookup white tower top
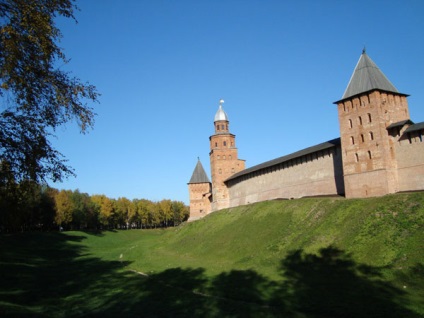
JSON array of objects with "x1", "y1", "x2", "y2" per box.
[{"x1": 214, "y1": 99, "x2": 229, "y2": 122}]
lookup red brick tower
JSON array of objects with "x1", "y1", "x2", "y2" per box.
[
  {"x1": 209, "y1": 100, "x2": 245, "y2": 211},
  {"x1": 187, "y1": 158, "x2": 212, "y2": 221},
  {"x1": 334, "y1": 49, "x2": 410, "y2": 198}
]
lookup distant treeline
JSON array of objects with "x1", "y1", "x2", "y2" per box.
[{"x1": 0, "y1": 181, "x2": 189, "y2": 233}]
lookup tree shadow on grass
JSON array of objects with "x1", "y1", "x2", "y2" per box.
[
  {"x1": 209, "y1": 269, "x2": 282, "y2": 317},
  {"x1": 0, "y1": 234, "x2": 422, "y2": 317},
  {"x1": 0, "y1": 232, "x2": 132, "y2": 316},
  {"x1": 272, "y1": 246, "x2": 420, "y2": 317}
]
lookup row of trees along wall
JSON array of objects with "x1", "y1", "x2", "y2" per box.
[{"x1": 0, "y1": 181, "x2": 189, "y2": 233}]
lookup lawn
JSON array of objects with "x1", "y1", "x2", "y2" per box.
[{"x1": 1, "y1": 193, "x2": 424, "y2": 317}]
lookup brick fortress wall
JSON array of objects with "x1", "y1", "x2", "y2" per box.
[{"x1": 226, "y1": 145, "x2": 344, "y2": 207}]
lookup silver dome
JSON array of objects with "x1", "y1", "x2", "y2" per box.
[{"x1": 214, "y1": 100, "x2": 228, "y2": 122}]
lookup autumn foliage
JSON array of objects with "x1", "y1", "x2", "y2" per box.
[{"x1": 0, "y1": 181, "x2": 189, "y2": 232}]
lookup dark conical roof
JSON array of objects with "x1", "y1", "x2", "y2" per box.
[
  {"x1": 341, "y1": 50, "x2": 401, "y2": 100},
  {"x1": 188, "y1": 159, "x2": 210, "y2": 184}
]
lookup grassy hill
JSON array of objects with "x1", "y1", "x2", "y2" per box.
[{"x1": 1, "y1": 193, "x2": 423, "y2": 317}]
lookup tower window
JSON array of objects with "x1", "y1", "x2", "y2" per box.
[
  {"x1": 355, "y1": 153, "x2": 359, "y2": 162},
  {"x1": 349, "y1": 119, "x2": 352, "y2": 128},
  {"x1": 223, "y1": 141, "x2": 227, "y2": 147},
  {"x1": 221, "y1": 125, "x2": 224, "y2": 130},
  {"x1": 368, "y1": 113, "x2": 372, "y2": 123},
  {"x1": 358, "y1": 116, "x2": 362, "y2": 125},
  {"x1": 368, "y1": 151, "x2": 372, "y2": 159},
  {"x1": 361, "y1": 134, "x2": 364, "y2": 143},
  {"x1": 215, "y1": 142, "x2": 218, "y2": 147},
  {"x1": 217, "y1": 125, "x2": 220, "y2": 130},
  {"x1": 369, "y1": 132, "x2": 374, "y2": 140},
  {"x1": 350, "y1": 136, "x2": 355, "y2": 145}
]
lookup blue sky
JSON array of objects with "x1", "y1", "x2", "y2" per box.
[{"x1": 52, "y1": 0, "x2": 424, "y2": 204}]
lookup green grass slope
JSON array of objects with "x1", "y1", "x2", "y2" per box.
[{"x1": 1, "y1": 193, "x2": 423, "y2": 317}]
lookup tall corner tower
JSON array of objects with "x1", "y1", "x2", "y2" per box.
[
  {"x1": 334, "y1": 49, "x2": 410, "y2": 198},
  {"x1": 209, "y1": 100, "x2": 245, "y2": 211},
  {"x1": 187, "y1": 158, "x2": 212, "y2": 221}
]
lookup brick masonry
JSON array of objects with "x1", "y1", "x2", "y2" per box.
[{"x1": 188, "y1": 53, "x2": 424, "y2": 219}]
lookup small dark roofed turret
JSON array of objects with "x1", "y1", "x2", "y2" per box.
[
  {"x1": 188, "y1": 159, "x2": 210, "y2": 184},
  {"x1": 339, "y1": 49, "x2": 406, "y2": 101}
]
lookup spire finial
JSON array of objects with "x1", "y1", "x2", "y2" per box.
[
  {"x1": 362, "y1": 46, "x2": 366, "y2": 54},
  {"x1": 197, "y1": 156, "x2": 200, "y2": 161},
  {"x1": 219, "y1": 99, "x2": 224, "y2": 108}
]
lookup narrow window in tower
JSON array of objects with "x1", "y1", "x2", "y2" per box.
[
  {"x1": 223, "y1": 141, "x2": 227, "y2": 147},
  {"x1": 350, "y1": 136, "x2": 355, "y2": 145},
  {"x1": 221, "y1": 125, "x2": 224, "y2": 130},
  {"x1": 361, "y1": 134, "x2": 364, "y2": 143},
  {"x1": 349, "y1": 119, "x2": 352, "y2": 128},
  {"x1": 217, "y1": 125, "x2": 220, "y2": 131},
  {"x1": 368, "y1": 113, "x2": 372, "y2": 123},
  {"x1": 226, "y1": 125, "x2": 228, "y2": 130},
  {"x1": 358, "y1": 116, "x2": 363, "y2": 125},
  {"x1": 215, "y1": 142, "x2": 218, "y2": 147},
  {"x1": 368, "y1": 151, "x2": 372, "y2": 159},
  {"x1": 369, "y1": 132, "x2": 374, "y2": 140},
  {"x1": 355, "y1": 153, "x2": 359, "y2": 162}
]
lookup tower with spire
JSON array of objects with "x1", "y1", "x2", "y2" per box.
[
  {"x1": 209, "y1": 100, "x2": 245, "y2": 211},
  {"x1": 187, "y1": 158, "x2": 212, "y2": 221},
  {"x1": 334, "y1": 49, "x2": 411, "y2": 197},
  {"x1": 187, "y1": 50, "x2": 423, "y2": 220}
]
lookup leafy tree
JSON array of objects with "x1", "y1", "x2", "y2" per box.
[
  {"x1": 91, "y1": 194, "x2": 114, "y2": 228},
  {"x1": 135, "y1": 199, "x2": 154, "y2": 229},
  {"x1": 37, "y1": 185, "x2": 57, "y2": 230},
  {"x1": 172, "y1": 201, "x2": 189, "y2": 226},
  {"x1": 130, "y1": 199, "x2": 141, "y2": 228},
  {"x1": 115, "y1": 197, "x2": 136, "y2": 229},
  {"x1": 136, "y1": 199, "x2": 160, "y2": 229},
  {"x1": 54, "y1": 189, "x2": 73, "y2": 228},
  {"x1": 70, "y1": 190, "x2": 97, "y2": 230},
  {"x1": 0, "y1": 0, "x2": 99, "y2": 184},
  {"x1": 0, "y1": 179, "x2": 57, "y2": 231},
  {"x1": 158, "y1": 199, "x2": 171, "y2": 227}
]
